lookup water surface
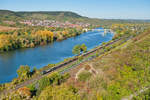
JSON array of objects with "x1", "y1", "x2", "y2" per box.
[{"x1": 0, "y1": 28, "x2": 113, "y2": 83}]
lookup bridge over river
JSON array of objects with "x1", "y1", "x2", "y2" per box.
[{"x1": 83, "y1": 28, "x2": 112, "y2": 34}]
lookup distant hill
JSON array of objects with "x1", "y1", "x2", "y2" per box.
[
  {"x1": 17, "y1": 11, "x2": 83, "y2": 18},
  {"x1": 0, "y1": 10, "x2": 150, "y2": 26},
  {"x1": 0, "y1": 10, "x2": 97, "y2": 24}
]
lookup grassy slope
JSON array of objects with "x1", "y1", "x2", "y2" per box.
[{"x1": 66, "y1": 29, "x2": 150, "y2": 100}]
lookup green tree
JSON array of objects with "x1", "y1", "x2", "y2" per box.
[
  {"x1": 37, "y1": 77, "x2": 50, "y2": 95},
  {"x1": 32, "y1": 67, "x2": 37, "y2": 74},
  {"x1": 72, "y1": 44, "x2": 81, "y2": 55},
  {"x1": 27, "y1": 84, "x2": 37, "y2": 96},
  {"x1": 72, "y1": 44, "x2": 87, "y2": 55},
  {"x1": 80, "y1": 43, "x2": 87, "y2": 53}
]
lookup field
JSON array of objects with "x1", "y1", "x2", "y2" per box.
[{"x1": 0, "y1": 26, "x2": 19, "y2": 32}]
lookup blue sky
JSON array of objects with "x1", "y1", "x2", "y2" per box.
[{"x1": 0, "y1": 0, "x2": 150, "y2": 19}]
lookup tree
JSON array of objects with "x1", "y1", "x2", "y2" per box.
[
  {"x1": 27, "y1": 84, "x2": 37, "y2": 96},
  {"x1": 17, "y1": 87, "x2": 31, "y2": 99},
  {"x1": 72, "y1": 44, "x2": 87, "y2": 55},
  {"x1": 17, "y1": 65, "x2": 30, "y2": 79},
  {"x1": 80, "y1": 43, "x2": 87, "y2": 53},
  {"x1": 37, "y1": 77, "x2": 50, "y2": 95},
  {"x1": 0, "y1": 34, "x2": 13, "y2": 51},
  {"x1": 32, "y1": 67, "x2": 37, "y2": 74},
  {"x1": 72, "y1": 44, "x2": 81, "y2": 55},
  {"x1": 38, "y1": 85, "x2": 80, "y2": 100}
]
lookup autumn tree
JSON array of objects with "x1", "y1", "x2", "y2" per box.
[
  {"x1": 17, "y1": 65, "x2": 30, "y2": 79},
  {"x1": 72, "y1": 44, "x2": 81, "y2": 55},
  {"x1": 17, "y1": 87, "x2": 31, "y2": 99}
]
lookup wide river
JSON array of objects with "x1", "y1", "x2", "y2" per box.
[{"x1": 0, "y1": 28, "x2": 114, "y2": 83}]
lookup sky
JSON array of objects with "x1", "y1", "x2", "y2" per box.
[{"x1": 0, "y1": 0, "x2": 150, "y2": 19}]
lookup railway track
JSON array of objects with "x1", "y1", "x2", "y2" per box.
[
  {"x1": 41, "y1": 36, "x2": 124, "y2": 75},
  {"x1": 60, "y1": 36, "x2": 132, "y2": 74},
  {"x1": 0, "y1": 36, "x2": 132, "y2": 96}
]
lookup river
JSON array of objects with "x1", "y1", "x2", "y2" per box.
[{"x1": 0, "y1": 28, "x2": 114, "y2": 83}]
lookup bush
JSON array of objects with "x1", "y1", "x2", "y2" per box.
[
  {"x1": 78, "y1": 70, "x2": 92, "y2": 82},
  {"x1": 17, "y1": 65, "x2": 30, "y2": 79},
  {"x1": 27, "y1": 83, "x2": 37, "y2": 97},
  {"x1": 38, "y1": 85, "x2": 80, "y2": 100},
  {"x1": 133, "y1": 89, "x2": 150, "y2": 100},
  {"x1": 37, "y1": 77, "x2": 50, "y2": 95}
]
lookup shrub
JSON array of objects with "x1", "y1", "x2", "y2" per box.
[
  {"x1": 78, "y1": 70, "x2": 92, "y2": 82},
  {"x1": 27, "y1": 83, "x2": 37, "y2": 97},
  {"x1": 38, "y1": 85, "x2": 80, "y2": 100},
  {"x1": 17, "y1": 65, "x2": 30, "y2": 79},
  {"x1": 37, "y1": 77, "x2": 50, "y2": 95}
]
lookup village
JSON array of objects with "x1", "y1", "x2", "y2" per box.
[{"x1": 20, "y1": 20, "x2": 91, "y2": 28}]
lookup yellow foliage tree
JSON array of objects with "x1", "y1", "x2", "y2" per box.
[
  {"x1": 35, "y1": 30, "x2": 54, "y2": 42},
  {"x1": 0, "y1": 34, "x2": 12, "y2": 51}
]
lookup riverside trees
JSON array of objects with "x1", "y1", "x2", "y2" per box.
[
  {"x1": 0, "y1": 29, "x2": 54, "y2": 52},
  {"x1": 1, "y1": 27, "x2": 150, "y2": 100},
  {"x1": 72, "y1": 44, "x2": 87, "y2": 55},
  {"x1": 0, "y1": 27, "x2": 84, "y2": 52}
]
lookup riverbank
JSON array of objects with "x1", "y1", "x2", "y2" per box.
[
  {"x1": 1, "y1": 23, "x2": 150, "y2": 100},
  {"x1": 0, "y1": 27, "x2": 113, "y2": 84},
  {"x1": 0, "y1": 28, "x2": 83, "y2": 52},
  {"x1": 0, "y1": 33, "x2": 131, "y2": 96}
]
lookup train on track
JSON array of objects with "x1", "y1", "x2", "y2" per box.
[{"x1": 41, "y1": 36, "x2": 131, "y2": 75}]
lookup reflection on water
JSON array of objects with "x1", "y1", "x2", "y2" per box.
[{"x1": 0, "y1": 28, "x2": 114, "y2": 83}]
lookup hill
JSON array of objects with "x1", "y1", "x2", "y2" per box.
[
  {"x1": 1, "y1": 10, "x2": 150, "y2": 26},
  {"x1": 0, "y1": 10, "x2": 99, "y2": 24}
]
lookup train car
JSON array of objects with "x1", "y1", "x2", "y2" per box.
[
  {"x1": 41, "y1": 67, "x2": 54, "y2": 75},
  {"x1": 47, "y1": 68, "x2": 54, "y2": 72},
  {"x1": 41, "y1": 70, "x2": 47, "y2": 75}
]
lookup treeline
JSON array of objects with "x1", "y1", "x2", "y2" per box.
[
  {"x1": 0, "y1": 27, "x2": 85, "y2": 52},
  {"x1": 1, "y1": 69, "x2": 72, "y2": 99},
  {"x1": 1, "y1": 64, "x2": 73, "y2": 99},
  {"x1": 111, "y1": 23, "x2": 150, "y2": 39}
]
